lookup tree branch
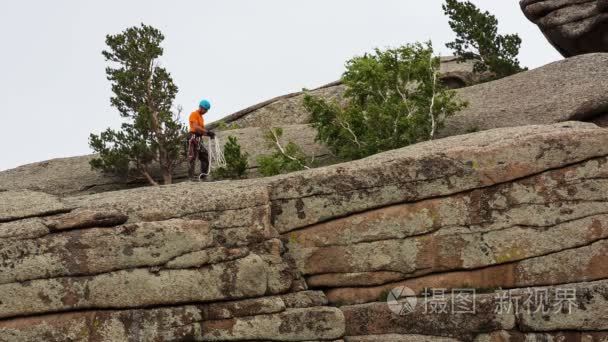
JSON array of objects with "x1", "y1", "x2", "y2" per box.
[
  {"x1": 336, "y1": 118, "x2": 362, "y2": 149},
  {"x1": 269, "y1": 129, "x2": 310, "y2": 170},
  {"x1": 428, "y1": 54, "x2": 438, "y2": 139}
]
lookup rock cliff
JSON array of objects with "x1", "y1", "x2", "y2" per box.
[
  {"x1": 1, "y1": 122, "x2": 608, "y2": 341},
  {"x1": 3, "y1": 54, "x2": 608, "y2": 198}
]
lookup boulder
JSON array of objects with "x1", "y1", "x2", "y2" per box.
[
  {"x1": 520, "y1": 0, "x2": 608, "y2": 57},
  {"x1": 441, "y1": 53, "x2": 608, "y2": 137}
]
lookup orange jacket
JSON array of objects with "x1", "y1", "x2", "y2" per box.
[{"x1": 189, "y1": 110, "x2": 205, "y2": 133}]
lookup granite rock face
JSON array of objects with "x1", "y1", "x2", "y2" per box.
[
  {"x1": 440, "y1": 53, "x2": 608, "y2": 137},
  {"x1": 0, "y1": 124, "x2": 330, "y2": 197},
  {"x1": 521, "y1": 0, "x2": 608, "y2": 57},
  {"x1": 5, "y1": 55, "x2": 608, "y2": 200},
  {"x1": 1, "y1": 122, "x2": 608, "y2": 341}
]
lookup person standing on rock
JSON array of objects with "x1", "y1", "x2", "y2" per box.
[{"x1": 188, "y1": 100, "x2": 216, "y2": 180}]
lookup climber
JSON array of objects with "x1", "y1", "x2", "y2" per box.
[{"x1": 188, "y1": 99, "x2": 216, "y2": 180}]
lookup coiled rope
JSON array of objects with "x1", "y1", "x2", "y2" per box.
[{"x1": 199, "y1": 137, "x2": 226, "y2": 180}]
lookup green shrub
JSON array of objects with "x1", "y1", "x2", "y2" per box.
[
  {"x1": 304, "y1": 42, "x2": 467, "y2": 161},
  {"x1": 257, "y1": 128, "x2": 311, "y2": 177},
  {"x1": 214, "y1": 136, "x2": 249, "y2": 179}
]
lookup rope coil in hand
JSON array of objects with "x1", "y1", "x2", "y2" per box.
[{"x1": 199, "y1": 136, "x2": 226, "y2": 180}]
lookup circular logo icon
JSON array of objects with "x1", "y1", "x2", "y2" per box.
[{"x1": 387, "y1": 286, "x2": 418, "y2": 315}]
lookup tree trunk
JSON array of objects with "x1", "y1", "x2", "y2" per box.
[
  {"x1": 162, "y1": 171, "x2": 172, "y2": 185},
  {"x1": 140, "y1": 168, "x2": 160, "y2": 186}
]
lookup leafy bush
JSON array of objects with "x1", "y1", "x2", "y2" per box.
[
  {"x1": 89, "y1": 24, "x2": 185, "y2": 185},
  {"x1": 213, "y1": 136, "x2": 249, "y2": 179},
  {"x1": 443, "y1": 0, "x2": 526, "y2": 79},
  {"x1": 257, "y1": 128, "x2": 311, "y2": 177},
  {"x1": 303, "y1": 42, "x2": 467, "y2": 161}
]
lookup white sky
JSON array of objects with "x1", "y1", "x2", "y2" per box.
[{"x1": 0, "y1": 0, "x2": 561, "y2": 171}]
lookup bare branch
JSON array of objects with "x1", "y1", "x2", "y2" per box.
[
  {"x1": 269, "y1": 128, "x2": 310, "y2": 170},
  {"x1": 428, "y1": 53, "x2": 438, "y2": 139},
  {"x1": 336, "y1": 118, "x2": 362, "y2": 148}
]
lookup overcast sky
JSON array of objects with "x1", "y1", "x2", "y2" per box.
[{"x1": 0, "y1": 0, "x2": 561, "y2": 171}]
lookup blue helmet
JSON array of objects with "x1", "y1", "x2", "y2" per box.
[{"x1": 199, "y1": 99, "x2": 211, "y2": 110}]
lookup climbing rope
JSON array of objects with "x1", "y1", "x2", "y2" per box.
[{"x1": 199, "y1": 136, "x2": 226, "y2": 180}]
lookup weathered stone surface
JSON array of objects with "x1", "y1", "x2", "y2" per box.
[
  {"x1": 272, "y1": 122, "x2": 608, "y2": 232},
  {"x1": 326, "y1": 238, "x2": 608, "y2": 306},
  {"x1": 164, "y1": 246, "x2": 249, "y2": 269},
  {"x1": 64, "y1": 180, "x2": 270, "y2": 225},
  {"x1": 1, "y1": 121, "x2": 608, "y2": 339},
  {"x1": 307, "y1": 272, "x2": 406, "y2": 288},
  {"x1": 0, "y1": 190, "x2": 69, "y2": 222},
  {"x1": 475, "y1": 330, "x2": 608, "y2": 342},
  {"x1": 442, "y1": 54, "x2": 608, "y2": 137},
  {"x1": 0, "y1": 306, "x2": 203, "y2": 342},
  {"x1": 201, "y1": 307, "x2": 345, "y2": 341},
  {"x1": 287, "y1": 153, "x2": 608, "y2": 254},
  {"x1": 341, "y1": 294, "x2": 515, "y2": 341},
  {"x1": 0, "y1": 125, "x2": 328, "y2": 197},
  {"x1": 0, "y1": 218, "x2": 49, "y2": 240},
  {"x1": 208, "y1": 82, "x2": 346, "y2": 129},
  {"x1": 345, "y1": 335, "x2": 461, "y2": 342},
  {"x1": 0, "y1": 219, "x2": 213, "y2": 285},
  {"x1": 0, "y1": 155, "x2": 127, "y2": 196},
  {"x1": 288, "y1": 155, "x2": 608, "y2": 279},
  {"x1": 43, "y1": 209, "x2": 128, "y2": 231},
  {"x1": 281, "y1": 291, "x2": 328, "y2": 308},
  {"x1": 0, "y1": 255, "x2": 269, "y2": 319},
  {"x1": 201, "y1": 296, "x2": 286, "y2": 320},
  {"x1": 516, "y1": 279, "x2": 608, "y2": 331},
  {"x1": 521, "y1": 0, "x2": 608, "y2": 57}
]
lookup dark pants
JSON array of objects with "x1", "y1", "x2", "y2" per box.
[{"x1": 187, "y1": 133, "x2": 209, "y2": 178}]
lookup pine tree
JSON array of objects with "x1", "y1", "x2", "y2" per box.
[
  {"x1": 89, "y1": 24, "x2": 185, "y2": 185},
  {"x1": 214, "y1": 136, "x2": 249, "y2": 179},
  {"x1": 443, "y1": 0, "x2": 526, "y2": 79}
]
